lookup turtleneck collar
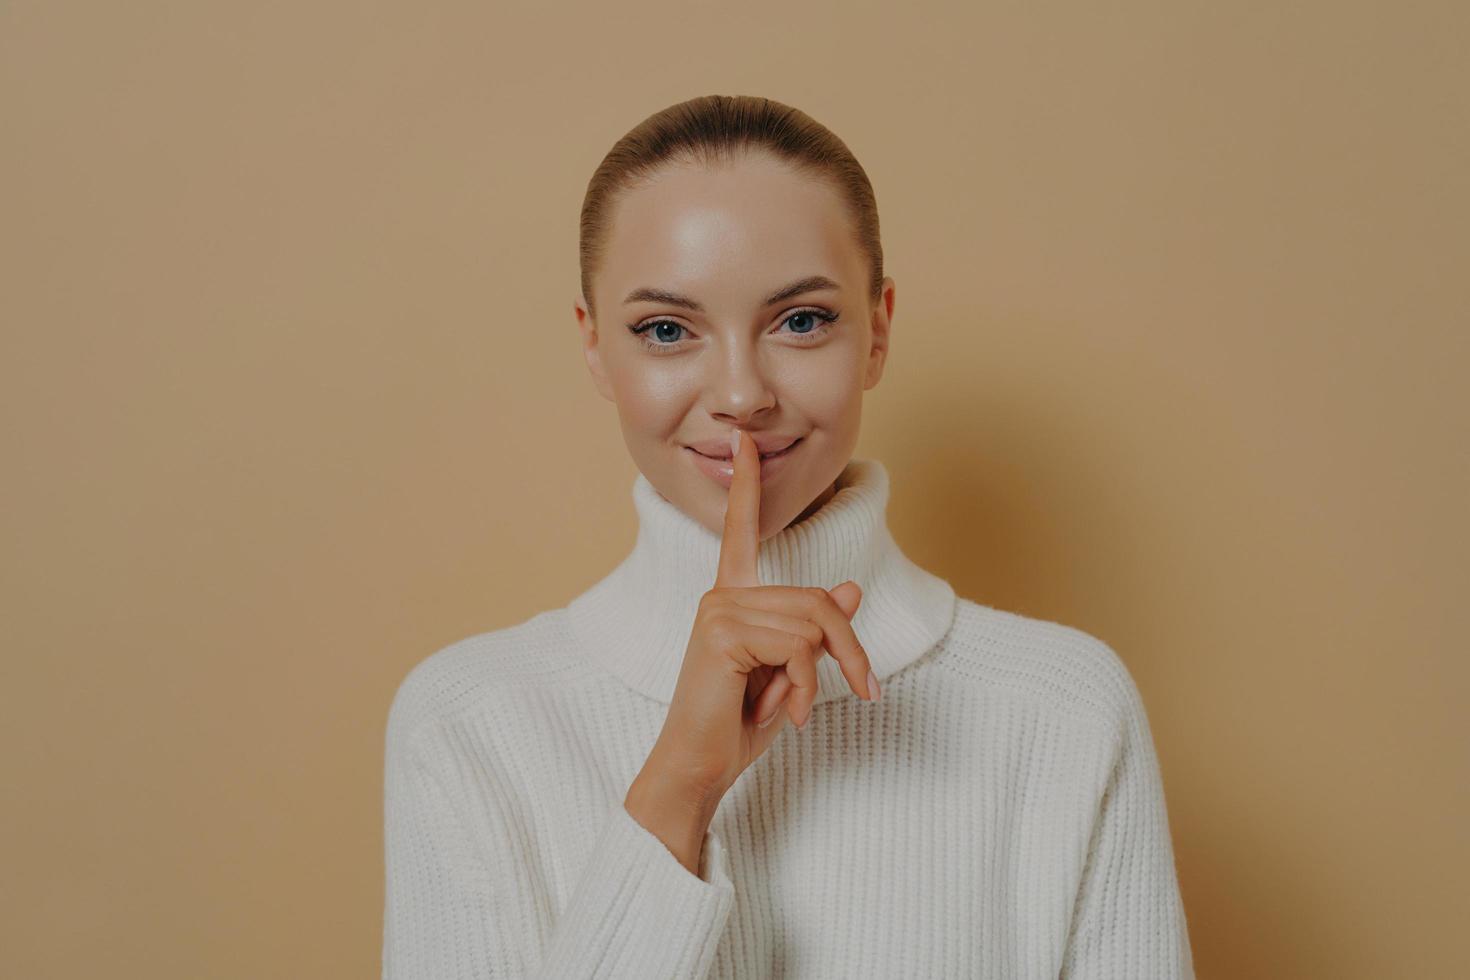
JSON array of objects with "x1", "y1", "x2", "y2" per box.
[{"x1": 564, "y1": 457, "x2": 957, "y2": 706}]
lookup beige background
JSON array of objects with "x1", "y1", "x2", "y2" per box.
[{"x1": 2, "y1": 1, "x2": 1465, "y2": 977}]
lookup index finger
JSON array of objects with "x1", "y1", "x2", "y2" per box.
[{"x1": 715, "y1": 428, "x2": 761, "y2": 588}]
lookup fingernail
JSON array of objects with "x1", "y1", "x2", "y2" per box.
[
  {"x1": 730, "y1": 429, "x2": 742, "y2": 455},
  {"x1": 757, "y1": 702, "x2": 780, "y2": 728},
  {"x1": 866, "y1": 669, "x2": 881, "y2": 702}
]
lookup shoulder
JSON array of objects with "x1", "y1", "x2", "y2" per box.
[
  {"x1": 384, "y1": 607, "x2": 581, "y2": 749},
  {"x1": 933, "y1": 596, "x2": 1148, "y2": 733}
]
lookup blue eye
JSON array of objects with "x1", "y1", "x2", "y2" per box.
[
  {"x1": 627, "y1": 307, "x2": 840, "y2": 354},
  {"x1": 780, "y1": 309, "x2": 837, "y2": 336}
]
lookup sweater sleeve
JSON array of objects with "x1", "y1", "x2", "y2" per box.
[
  {"x1": 382, "y1": 722, "x2": 736, "y2": 979},
  {"x1": 1059, "y1": 673, "x2": 1196, "y2": 980}
]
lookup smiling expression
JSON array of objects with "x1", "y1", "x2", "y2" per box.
[{"x1": 575, "y1": 150, "x2": 894, "y2": 541}]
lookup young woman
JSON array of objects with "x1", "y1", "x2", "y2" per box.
[{"x1": 383, "y1": 94, "x2": 1194, "y2": 979}]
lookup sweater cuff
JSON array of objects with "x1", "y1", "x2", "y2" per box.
[{"x1": 537, "y1": 801, "x2": 735, "y2": 978}]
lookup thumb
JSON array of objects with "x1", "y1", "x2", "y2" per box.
[
  {"x1": 828, "y1": 580, "x2": 863, "y2": 619},
  {"x1": 749, "y1": 581, "x2": 863, "y2": 736}
]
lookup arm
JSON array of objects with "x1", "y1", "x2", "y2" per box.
[
  {"x1": 1059, "y1": 674, "x2": 1196, "y2": 980},
  {"x1": 382, "y1": 722, "x2": 736, "y2": 979}
]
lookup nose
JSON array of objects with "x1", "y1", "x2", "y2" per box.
[{"x1": 702, "y1": 340, "x2": 776, "y2": 425}]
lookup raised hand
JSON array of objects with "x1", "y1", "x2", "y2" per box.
[{"x1": 652, "y1": 428, "x2": 877, "y2": 802}]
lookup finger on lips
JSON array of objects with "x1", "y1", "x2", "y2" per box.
[
  {"x1": 715, "y1": 428, "x2": 760, "y2": 590},
  {"x1": 716, "y1": 427, "x2": 875, "y2": 731}
]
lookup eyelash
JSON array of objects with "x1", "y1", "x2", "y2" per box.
[{"x1": 626, "y1": 307, "x2": 841, "y2": 355}]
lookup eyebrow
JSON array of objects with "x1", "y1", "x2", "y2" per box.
[{"x1": 622, "y1": 275, "x2": 841, "y2": 312}]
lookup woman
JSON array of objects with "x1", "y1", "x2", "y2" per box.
[{"x1": 383, "y1": 94, "x2": 1194, "y2": 979}]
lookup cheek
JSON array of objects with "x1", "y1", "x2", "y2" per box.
[
  {"x1": 778, "y1": 355, "x2": 864, "y2": 423},
  {"x1": 609, "y1": 362, "x2": 699, "y2": 434}
]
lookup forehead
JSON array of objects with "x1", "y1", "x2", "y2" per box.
[{"x1": 599, "y1": 153, "x2": 860, "y2": 309}]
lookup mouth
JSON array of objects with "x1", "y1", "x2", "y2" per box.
[{"x1": 688, "y1": 437, "x2": 803, "y2": 462}]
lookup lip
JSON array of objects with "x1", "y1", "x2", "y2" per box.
[
  {"x1": 684, "y1": 433, "x2": 802, "y2": 459},
  {"x1": 685, "y1": 436, "x2": 803, "y2": 489}
]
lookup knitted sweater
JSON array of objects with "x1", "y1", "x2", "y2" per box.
[{"x1": 382, "y1": 458, "x2": 1194, "y2": 979}]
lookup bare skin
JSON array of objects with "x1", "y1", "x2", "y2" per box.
[
  {"x1": 622, "y1": 428, "x2": 880, "y2": 876},
  {"x1": 576, "y1": 150, "x2": 896, "y2": 875},
  {"x1": 574, "y1": 150, "x2": 894, "y2": 541}
]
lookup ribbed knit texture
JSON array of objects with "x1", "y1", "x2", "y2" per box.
[{"x1": 383, "y1": 458, "x2": 1195, "y2": 978}]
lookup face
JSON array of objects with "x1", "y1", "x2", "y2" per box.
[{"x1": 574, "y1": 151, "x2": 894, "y2": 541}]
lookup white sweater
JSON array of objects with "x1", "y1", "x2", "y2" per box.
[{"x1": 382, "y1": 458, "x2": 1194, "y2": 979}]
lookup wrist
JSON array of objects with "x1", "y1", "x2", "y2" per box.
[
  {"x1": 624, "y1": 760, "x2": 720, "y2": 877},
  {"x1": 629, "y1": 742, "x2": 723, "y2": 822}
]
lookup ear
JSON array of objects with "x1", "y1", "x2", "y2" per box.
[
  {"x1": 574, "y1": 294, "x2": 616, "y2": 403},
  {"x1": 863, "y1": 276, "x2": 895, "y2": 390}
]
